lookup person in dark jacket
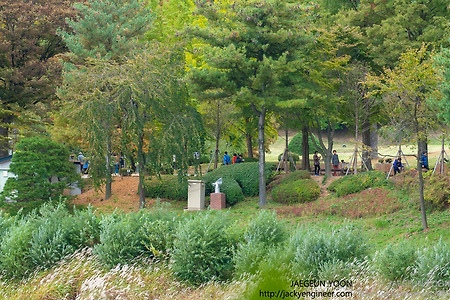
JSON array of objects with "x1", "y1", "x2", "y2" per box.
[
  {"x1": 393, "y1": 157, "x2": 403, "y2": 175},
  {"x1": 223, "y1": 151, "x2": 231, "y2": 165},
  {"x1": 420, "y1": 152, "x2": 429, "y2": 170},
  {"x1": 331, "y1": 150, "x2": 340, "y2": 176}
]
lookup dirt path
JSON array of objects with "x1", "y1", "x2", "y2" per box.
[
  {"x1": 71, "y1": 176, "x2": 143, "y2": 213},
  {"x1": 311, "y1": 175, "x2": 341, "y2": 198}
]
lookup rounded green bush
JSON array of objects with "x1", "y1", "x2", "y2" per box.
[
  {"x1": 216, "y1": 177, "x2": 244, "y2": 206},
  {"x1": 288, "y1": 132, "x2": 320, "y2": 155},
  {"x1": 327, "y1": 171, "x2": 389, "y2": 197},
  {"x1": 277, "y1": 152, "x2": 300, "y2": 162},
  {"x1": 270, "y1": 179, "x2": 320, "y2": 205},
  {"x1": 172, "y1": 213, "x2": 233, "y2": 286},
  {"x1": 202, "y1": 162, "x2": 276, "y2": 198}
]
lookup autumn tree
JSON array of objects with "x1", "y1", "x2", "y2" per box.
[
  {"x1": 0, "y1": 0, "x2": 76, "y2": 156},
  {"x1": 365, "y1": 44, "x2": 441, "y2": 230}
]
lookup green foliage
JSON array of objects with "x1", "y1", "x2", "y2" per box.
[
  {"x1": 277, "y1": 152, "x2": 299, "y2": 162},
  {"x1": 0, "y1": 218, "x2": 35, "y2": 278},
  {"x1": 289, "y1": 225, "x2": 368, "y2": 276},
  {"x1": 202, "y1": 162, "x2": 276, "y2": 197},
  {"x1": 270, "y1": 179, "x2": 320, "y2": 205},
  {"x1": 425, "y1": 174, "x2": 450, "y2": 210},
  {"x1": 0, "y1": 202, "x2": 100, "y2": 278},
  {"x1": 415, "y1": 239, "x2": 450, "y2": 286},
  {"x1": 234, "y1": 210, "x2": 287, "y2": 275},
  {"x1": 172, "y1": 213, "x2": 233, "y2": 286},
  {"x1": 328, "y1": 171, "x2": 390, "y2": 197},
  {"x1": 376, "y1": 242, "x2": 418, "y2": 281},
  {"x1": 1, "y1": 137, "x2": 79, "y2": 202},
  {"x1": 216, "y1": 178, "x2": 244, "y2": 206},
  {"x1": 144, "y1": 176, "x2": 188, "y2": 201},
  {"x1": 94, "y1": 213, "x2": 146, "y2": 267},
  {"x1": 288, "y1": 132, "x2": 320, "y2": 155},
  {"x1": 60, "y1": 0, "x2": 153, "y2": 61}
]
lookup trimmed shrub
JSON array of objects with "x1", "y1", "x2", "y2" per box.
[
  {"x1": 172, "y1": 213, "x2": 233, "y2": 286},
  {"x1": 216, "y1": 177, "x2": 244, "y2": 206},
  {"x1": 376, "y1": 242, "x2": 418, "y2": 281},
  {"x1": 328, "y1": 171, "x2": 390, "y2": 197},
  {"x1": 277, "y1": 152, "x2": 300, "y2": 162},
  {"x1": 289, "y1": 225, "x2": 368, "y2": 276},
  {"x1": 144, "y1": 176, "x2": 188, "y2": 201},
  {"x1": 270, "y1": 179, "x2": 320, "y2": 205},
  {"x1": 288, "y1": 132, "x2": 320, "y2": 155},
  {"x1": 202, "y1": 162, "x2": 276, "y2": 197}
]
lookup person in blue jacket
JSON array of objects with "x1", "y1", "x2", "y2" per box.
[
  {"x1": 393, "y1": 157, "x2": 403, "y2": 175},
  {"x1": 420, "y1": 152, "x2": 429, "y2": 170},
  {"x1": 223, "y1": 151, "x2": 231, "y2": 165}
]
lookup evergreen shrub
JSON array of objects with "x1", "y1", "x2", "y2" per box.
[
  {"x1": 288, "y1": 132, "x2": 320, "y2": 155},
  {"x1": 215, "y1": 177, "x2": 244, "y2": 206},
  {"x1": 234, "y1": 210, "x2": 287, "y2": 275},
  {"x1": 327, "y1": 171, "x2": 390, "y2": 197},
  {"x1": 289, "y1": 225, "x2": 368, "y2": 276},
  {"x1": 202, "y1": 162, "x2": 276, "y2": 197},
  {"x1": 277, "y1": 152, "x2": 299, "y2": 162},
  {"x1": 0, "y1": 218, "x2": 35, "y2": 278},
  {"x1": 1, "y1": 137, "x2": 79, "y2": 202},
  {"x1": 144, "y1": 176, "x2": 188, "y2": 200},
  {"x1": 172, "y1": 213, "x2": 233, "y2": 286},
  {"x1": 270, "y1": 179, "x2": 320, "y2": 205},
  {"x1": 376, "y1": 242, "x2": 417, "y2": 281},
  {"x1": 94, "y1": 213, "x2": 147, "y2": 267},
  {"x1": 415, "y1": 239, "x2": 449, "y2": 286}
]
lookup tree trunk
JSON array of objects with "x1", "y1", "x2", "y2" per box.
[
  {"x1": 415, "y1": 116, "x2": 428, "y2": 230},
  {"x1": 214, "y1": 99, "x2": 220, "y2": 169},
  {"x1": 362, "y1": 120, "x2": 372, "y2": 170},
  {"x1": 417, "y1": 142, "x2": 428, "y2": 230},
  {"x1": 137, "y1": 133, "x2": 146, "y2": 209},
  {"x1": 244, "y1": 116, "x2": 254, "y2": 158},
  {"x1": 302, "y1": 126, "x2": 310, "y2": 170},
  {"x1": 257, "y1": 107, "x2": 266, "y2": 207},
  {"x1": 104, "y1": 140, "x2": 112, "y2": 201},
  {"x1": 284, "y1": 127, "x2": 289, "y2": 173},
  {"x1": 370, "y1": 124, "x2": 379, "y2": 158},
  {"x1": 0, "y1": 117, "x2": 11, "y2": 157}
]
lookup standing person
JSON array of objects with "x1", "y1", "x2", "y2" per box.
[
  {"x1": 232, "y1": 153, "x2": 237, "y2": 164},
  {"x1": 331, "y1": 150, "x2": 340, "y2": 176},
  {"x1": 393, "y1": 157, "x2": 403, "y2": 175},
  {"x1": 77, "y1": 152, "x2": 85, "y2": 172},
  {"x1": 420, "y1": 152, "x2": 429, "y2": 170},
  {"x1": 313, "y1": 151, "x2": 321, "y2": 176},
  {"x1": 223, "y1": 151, "x2": 231, "y2": 165}
]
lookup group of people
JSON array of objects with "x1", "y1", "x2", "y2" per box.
[
  {"x1": 223, "y1": 152, "x2": 243, "y2": 165},
  {"x1": 313, "y1": 150, "x2": 341, "y2": 176},
  {"x1": 392, "y1": 152, "x2": 429, "y2": 175}
]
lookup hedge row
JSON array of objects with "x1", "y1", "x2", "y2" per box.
[{"x1": 0, "y1": 204, "x2": 448, "y2": 290}]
